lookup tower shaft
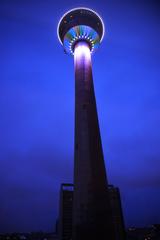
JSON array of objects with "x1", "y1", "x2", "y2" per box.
[{"x1": 73, "y1": 42, "x2": 115, "y2": 240}]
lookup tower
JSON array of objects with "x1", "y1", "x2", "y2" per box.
[{"x1": 57, "y1": 7, "x2": 115, "y2": 240}]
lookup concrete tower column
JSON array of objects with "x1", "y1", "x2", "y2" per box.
[{"x1": 73, "y1": 41, "x2": 115, "y2": 240}]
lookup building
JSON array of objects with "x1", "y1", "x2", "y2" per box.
[
  {"x1": 108, "y1": 185, "x2": 126, "y2": 240},
  {"x1": 59, "y1": 184, "x2": 74, "y2": 240},
  {"x1": 59, "y1": 183, "x2": 126, "y2": 240},
  {"x1": 57, "y1": 7, "x2": 119, "y2": 239}
]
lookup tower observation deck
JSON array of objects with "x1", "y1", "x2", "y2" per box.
[{"x1": 57, "y1": 7, "x2": 115, "y2": 240}]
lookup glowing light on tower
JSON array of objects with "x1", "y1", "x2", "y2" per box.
[
  {"x1": 74, "y1": 41, "x2": 91, "y2": 61},
  {"x1": 57, "y1": 7, "x2": 115, "y2": 240}
]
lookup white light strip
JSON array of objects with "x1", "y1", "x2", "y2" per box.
[{"x1": 57, "y1": 7, "x2": 105, "y2": 45}]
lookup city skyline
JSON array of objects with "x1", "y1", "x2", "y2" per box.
[{"x1": 0, "y1": 0, "x2": 160, "y2": 234}]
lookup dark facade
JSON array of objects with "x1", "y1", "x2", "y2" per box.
[
  {"x1": 59, "y1": 183, "x2": 126, "y2": 240},
  {"x1": 59, "y1": 184, "x2": 74, "y2": 240},
  {"x1": 108, "y1": 185, "x2": 126, "y2": 240}
]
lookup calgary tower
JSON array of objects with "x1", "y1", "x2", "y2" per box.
[{"x1": 57, "y1": 7, "x2": 115, "y2": 240}]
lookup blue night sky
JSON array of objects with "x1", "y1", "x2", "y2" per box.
[{"x1": 0, "y1": 0, "x2": 160, "y2": 234}]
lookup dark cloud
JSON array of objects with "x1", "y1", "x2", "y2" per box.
[{"x1": 0, "y1": 146, "x2": 72, "y2": 233}]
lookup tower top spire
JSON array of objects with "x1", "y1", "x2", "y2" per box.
[{"x1": 57, "y1": 7, "x2": 105, "y2": 55}]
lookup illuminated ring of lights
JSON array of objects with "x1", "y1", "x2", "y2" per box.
[
  {"x1": 63, "y1": 25, "x2": 100, "y2": 55},
  {"x1": 57, "y1": 7, "x2": 105, "y2": 45}
]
